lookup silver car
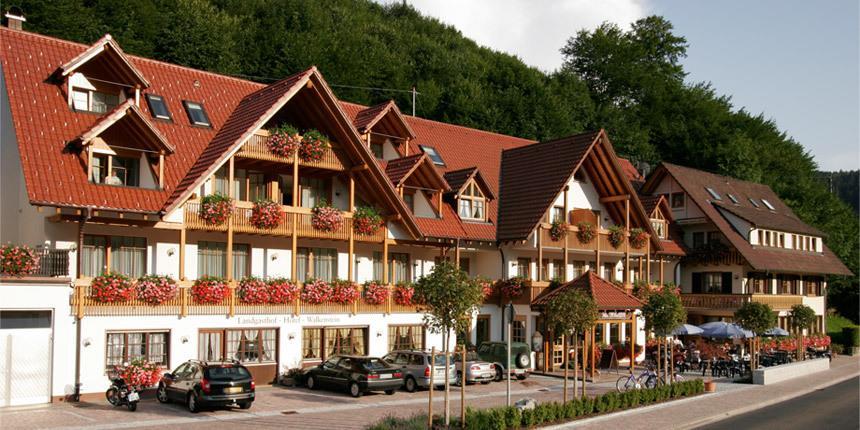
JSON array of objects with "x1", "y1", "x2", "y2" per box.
[
  {"x1": 382, "y1": 350, "x2": 457, "y2": 392},
  {"x1": 453, "y1": 351, "x2": 495, "y2": 385}
]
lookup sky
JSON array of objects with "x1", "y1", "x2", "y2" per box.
[{"x1": 377, "y1": 0, "x2": 859, "y2": 171}]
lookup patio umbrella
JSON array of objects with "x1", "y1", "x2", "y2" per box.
[
  {"x1": 698, "y1": 321, "x2": 753, "y2": 339},
  {"x1": 763, "y1": 327, "x2": 790, "y2": 337},
  {"x1": 671, "y1": 324, "x2": 704, "y2": 336}
]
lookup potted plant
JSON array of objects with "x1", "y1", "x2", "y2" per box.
[
  {"x1": 500, "y1": 277, "x2": 527, "y2": 298},
  {"x1": 477, "y1": 276, "x2": 495, "y2": 298},
  {"x1": 199, "y1": 194, "x2": 233, "y2": 226},
  {"x1": 331, "y1": 279, "x2": 360, "y2": 304},
  {"x1": 279, "y1": 367, "x2": 304, "y2": 387},
  {"x1": 576, "y1": 221, "x2": 596, "y2": 244},
  {"x1": 266, "y1": 124, "x2": 301, "y2": 158},
  {"x1": 114, "y1": 359, "x2": 162, "y2": 389},
  {"x1": 393, "y1": 282, "x2": 415, "y2": 306},
  {"x1": 267, "y1": 278, "x2": 300, "y2": 304},
  {"x1": 250, "y1": 199, "x2": 282, "y2": 230},
  {"x1": 363, "y1": 281, "x2": 389, "y2": 305},
  {"x1": 0, "y1": 244, "x2": 39, "y2": 276},
  {"x1": 629, "y1": 227, "x2": 648, "y2": 249},
  {"x1": 608, "y1": 225, "x2": 625, "y2": 249},
  {"x1": 311, "y1": 201, "x2": 343, "y2": 233},
  {"x1": 136, "y1": 274, "x2": 178, "y2": 305},
  {"x1": 237, "y1": 276, "x2": 270, "y2": 304},
  {"x1": 353, "y1": 206, "x2": 383, "y2": 235},
  {"x1": 90, "y1": 272, "x2": 135, "y2": 303},
  {"x1": 301, "y1": 278, "x2": 333, "y2": 304},
  {"x1": 549, "y1": 220, "x2": 568, "y2": 242},
  {"x1": 299, "y1": 129, "x2": 329, "y2": 162},
  {"x1": 191, "y1": 276, "x2": 229, "y2": 304}
]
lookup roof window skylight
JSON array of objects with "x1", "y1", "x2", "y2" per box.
[
  {"x1": 727, "y1": 193, "x2": 739, "y2": 204},
  {"x1": 705, "y1": 187, "x2": 722, "y2": 200},
  {"x1": 761, "y1": 199, "x2": 776, "y2": 211},
  {"x1": 145, "y1": 94, "x2": 171, "y2": 120},
  {"x1": 183, "y1": 100, "x2": 210, "y2": 126},
  {"x1": 420, "y1": 145, "x2": 445, "y2": 165},
  {"x1": 749, "y1": 198, "x2": 760, "y2": 208}
]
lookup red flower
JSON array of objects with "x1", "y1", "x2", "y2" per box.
[
  {"x1": 0, "y1": 244, "x2": 39, "y2": 276},
  {"x1": 136, "y1": 275, "x2": 178, "y2": 305},
  {"x1": 266, "y1": 124, "x2": 300, "y2": 158},
  {"x1": 301, "y1": 279, "x2": 333, "y2": 305},
  {"x1": 191, "y1": 276, "x2": 229, "y2": 304},
  {"x1": 115, "y1": 359, "x2": 162, "y2": 389},
  {"x1": 353, "y1": 206, "x2": 383, "y2": 236},
  {"x1": 268, "y1": 278, "x2": 300, "y2": 304},
  {"x1": 393, "y1": 283, "x2": 415, "y2": 306},
  {"x1": 629, "y1": 228, "x2": 648, "y2": 249},
  {"x1": 363, "y1": 281, "x2": 389, "y2": 305},
  {"x1": 500, "y1": 277, "x2": 526, "y2": 298},
  {"x1": 237, "y1": 276, "x2": 269, "y2": 304},
  {"x1": 90, "y1": 272, "x2": 135, "y2": 303},
  {"x1": 299, "y1": 129, "x2": 329, "y2": 162},
  {"x1": 250, "y1": 200, "x2": 283, "y2": 230},
  {"x1": 199, "y1": 194, "x2": 233, "y2": 226},
  {"x1": 311, "y1": 203, "x2": 343, "y2": 233},
  {"x1": 331, "y1": 280, "x2": 360, "y2": 304}
]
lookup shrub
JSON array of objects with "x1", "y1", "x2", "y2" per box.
[
  {"x1": 250, "y1": 200, "x2": 283, "y2": 229},
  {"x1": 842, "y1": 326, "x2": 860, "y2": 347},
  {"x1": 363, "y1": 281, "x2": 389, "y2": 305},
  {"x1": 0, "y1": 244, "x2": 39, "y2": 276},
  {"x1": 191, "y1": 276, "x2": 229, "y2": 304},
  {"x1": 268, "y1": 278, "x2": 300, "y2": 304},
  {"x1": 266, "y1": 124, "x2": 300, "y2": 158},
  {"x1": 90, "y1": 272, "x2": 135, "y2": 303},
  {"x1": 136, "y1": 275, "x2": 178, "y2": 305},
  {"x1": 301, "y1": 278, "x2": 332, "y2": 304},
  {"x1": 331, "y1": 279, "x2": 360, "y2": 304},
  {"x1": 237, "y1": 276, "x2": 270, "y2": 304}
]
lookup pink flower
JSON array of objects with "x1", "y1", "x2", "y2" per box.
[
  {"x1": 363, "y1": 281, "x2": 389, "y2": 305},
  {"x1": 0, "y1": 244, "x2": 39, "y2": 276}
]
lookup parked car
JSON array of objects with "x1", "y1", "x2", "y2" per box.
[
  {"x1": 382, "y1": 350, "x2": 457, "y2": 392},
  {"x1": 453, "y1": 351, "x2": 495, "y2": 385},
  {"x1": 477, "y1": 341, "x2": 531, "y2": 381},
  {"x1": 156, "y1": 360, "x2": 255, "y2": 413},
  {"x1": 303, "y1": 355, "x2": 402, "y2": 397}
]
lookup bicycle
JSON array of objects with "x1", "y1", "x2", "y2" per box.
[{"x1": 615, "y1": 366, "x2": 659, "y2": 392}]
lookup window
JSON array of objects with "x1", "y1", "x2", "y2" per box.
[
  {"x1": 475, "y1": 316, "x2": 491, "y2": 347},
  {"x1": 748, "y1": 273, "x2": 770, "y2": 294},
  {"x1": 459, "y1": 257, "x2": 470, "y2": 274},
  {"x1": 72, "y1": 87, "x2": 119, "y2": 113},
  {"x1": 603, "y1": 263, "x2": 616, "y2": 281},
  {"x1": 727, "y1": 194, "x2": 739, "y2": 204},
  {"x1": 390, "y1": 253, "x2": 410, "y2": 284},
  {"x1": 705, "y1": 187, "x2": 722, "y2": 200},
  {"x1": 403, "y1": 193, "x2": 414, "y2": 213},
  {"x1": 811, "y1": 237, "x2": 818, "y2": 251},
  {"x1": 458, "y1": 182, "x2": 486, "y2": 221},
  {"x1": 296, "y1": 248, "x2": 338, "y2": 283},
  {"x1": 651, "y1": 219, "x2": 666, "y2": 239},
  {"x1": 692, "y1": 232, "x2": 705, "y2": 248},
  {"x1": 199, "y1": 328, "x2": 276, "y2": 364},
  {"x1": 0, "y1": 310, "x2": 51, "y2": 329},
  {"x1": 761, "y1": 199, "x2": 776, "y2": 211},
  {"x1": 704, "y1": 273, "x2": 724, "y2": 293},
  {"x1": 512, "y1": 317, "x2": 526, "y2": 343},
  {"x1": 551, "y1": 259, "x2": 564, "y2": 281},
  {"x1": 671, "y1": 192, "x2": 685, "y2": 209},
  {"x1": 91, "y1": 154, "x2": 140, "y2": 187},
  {"x1": 372, "y1": 251, "x2": 383, "y2": 282},
  {"x1": 516, "y1": 258, "x2": 531, "y2": 279},
  {"x1": 749, "y1": 198, "x2": 760, "y2": 208},
  {"x1": 420, "y1": 145, "x2": 445, "y2": 165},
  {"x1": 370, "y1": 142, "x2": 383, "y2": 159},
  {"x1": 573, "y1": 261, "x2": 585, "y2": 278},
  {"x1": 301, "y1": 327, "x2": 368, "y2": 361},
  {"x1": 248, "y1": 172, "x2": 266, "y2": 202},
  {"x1": 82, "y1": 235, "x2": 146, "y2": 278},
  {"x1": 197, "y1": 241, "x2": 249, "y2": 279},
  {"x1": 389, "y1": 325, "x2": 425, "y2": 351},
  {"x1": 707, "y1": 231, "x2": 721, "y2": 245},
  {"x1": 778, "y1": 233, "x2": 785, "y2": 248},
  {"x1": 300, "y1": 177, "x2": 329, "y2": 208},
  {"x1": 183, "y1": 101, "x2": 211, "y2": 126},
  {"x1": 551, "y1": 206, "x2": 565, "y2": 223},
  {"x1": 145, "y1": 94, "x2": 171, "y2": 120},
  {"x1": 692, "y1": 272, "x2": 732, "y2": 294},
  {"x1": 106, "y1": 331, "x2": 168, "y2": 368}
]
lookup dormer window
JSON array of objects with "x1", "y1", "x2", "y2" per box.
[
  {"x1": 91, "y1": 152, "x2": 140, "y2": 186},
  {"x1": 651, "y1": 219, "x2": 666, "y2": 239},
  {"x1": 458, "y1": 182, "x2": 486, "y2": 220},
  {"x1": 671, "y1": 192, "x2": 685, "y2": 209},
  {"x1": 727, "y1": 193, "x2": 739, "y2": 204},
  {"x1": 71, "y1": 86, "x2": 120, "y2": 114},
  {"x1": 145, "y1": 94, "x2": 172, "y2": 120},
  {"x1": 183, "y1": 101, "x2": 211, "y2": 126}
]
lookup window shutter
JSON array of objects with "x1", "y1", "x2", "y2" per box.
[
  {"x1": 692, "y1": 273, "x2": 702, "y2": 293},
  {"x1": 721, "y1": 272, "x2": 733, "y2": 294}
]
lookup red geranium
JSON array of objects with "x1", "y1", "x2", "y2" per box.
[
  {"x1": 237, "y1": 276, "x2": 270, "y2": 304},
  {"x1": 199, "y1": 194, "x2": 233, "y2": 226},
  {"x1": 549, "y1": 220, "x2": 568, "y2": 242},
  {"x1": 136, "y1": 275, "x2": 178, "y2": 305},
  {"x1": 477, "y1": 277, "x2": 495, "y2": 298},
  {"x1": 301, "y1": 279, "x2": 333, "y2": 305},
  {"x1": 250, "y1": 200, "x2": 282, "y2": 230},
  {"x1": 115, "y1": 359, "x2": 162, "y2": 389},
  {"x1": 363, "y1": 281, "x2": 389, "y2": 305},
  {"x1": 629, "y1": 228, "x2": 648, "y2": 249},
  {"x1": 608, "y1": 225, "x2": 625, "y2": 249},
  {"x1": 331, "y1": 279, "x2": 360, "y2": 304},
  {"x1": 266, "y1": 124, "x2": 301, "y2": 158},
  {"x1": 90, "y1": 272, "x2": 135, "y2": 303},
  {"x1": 191, "y1": 276, "x2": 229, "y2": 304},
  {"x1": 268, "y1": 278, "x2": 300, "y2": 304},
  {"x1": 311, "y1": 202, "x2": 343, "y2": 233},
  {"x1": 299, "y1": 129, "x2": 329, "y2": 162},
  {"x1": 0, "y1": 244, "x2": 39, "y2": 276},
  {"x1": 500, "y1": 277, "x2": 526, "y2": 298},
  {"x1": 576, "y1": 222, "x2": 596, "y2": 244},
  {"x1": 393, "y1": 283, "x2": 415, "y2": 306},
  {"x1": 353, "y1": 206, "x2": 383, "y2": 236}
]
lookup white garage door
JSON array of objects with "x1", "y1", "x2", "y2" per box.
[{"x1": 0, "y1": 310, "x2": 53, "y2": 407}]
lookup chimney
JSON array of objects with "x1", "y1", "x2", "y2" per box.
[{"x1": 4, "y1": 6, "x2": 25, "y2": 31}]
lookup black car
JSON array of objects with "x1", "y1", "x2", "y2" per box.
[
  {"x1": 303, "y1": 355, "x2": 403, "y2": 397},
  {"x1": 156, "y1": 360, "x2": 255, "y2": 413}
]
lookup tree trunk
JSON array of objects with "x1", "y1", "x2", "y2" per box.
[
  {"x1": 581, "y1": 333, "x2": 587, "y2": 398},
  {"x1": 443, "y1": 329, "x2": 450, "y2": 426},
  {"x1": 657, "y1": 337, "x2": 661, "y2": 378},
  {"x1": 572, "y1": 332, "x2": 577, "y2": 399},
  {"x1": 563, "y1": 334, "x2": 569, "y2": 403}
]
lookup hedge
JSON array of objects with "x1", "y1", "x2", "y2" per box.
[
  {"x1": 842, "y1": 326, "x2": 860, "y2": 347},
  {"x1": 367, "y1": 379, "x2": 705, "y2": 429}
]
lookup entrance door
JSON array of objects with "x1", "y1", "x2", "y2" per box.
[
  {"x1": 552, "y1": 337, "x2": 565, "y2": 369},
  {"x1": 475, "y1": 315, "x2": 491, "y2": 347},
  {"x1": 0, "y1": 310, "x2": 53, "y2": 407}
]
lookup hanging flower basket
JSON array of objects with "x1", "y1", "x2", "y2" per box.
[
  {"x1": 266, "y1": 124, "x2": 301, "y2": 158},
  {"x1": 363, "y1": 281, "x2": 389, "y2": 305},
  {"x1": 199, "y1": 194, "x2": 233, "y2": 226},
  {"x1": 301, "y1": 278, "x2": 333, "y2": 305},
  {"x1": 576, "y1": 221, "x2": 596, "y2": 244},
  {"x1": 136, "y1": 275, "x2": 178, "y2": 305},
  {"x1": 90, "y1": 272, "x2": 135, "y2": 303},
  {"x1": 267, "y1": 278, "x2": 300, "y2": 304},
  {"x1": 608, "y1": 225, "x2": 625, "y2": 249},
  {"x1": 477, "y1": 277, "x2": 495, "y2": 298},
  {"x1": 331, "y1": 280, "x2": 360, "y2": 304},
  {"x1": 500, "y1": 277, "x2": 526, "y2": 298},
  {"x1": 191, "y1": 276, "x2": 229, "y2": 304},
  {"x1": 353, "y1": 206, "x2": 383, "y2": 236},
  {"x1": 549, "y1": 220, "x2": 568, "y2": 242},
  {"x1": 250, "y1": 200, "x2": 283, "y2": 230},
  {"x1": 393, "y1": 283, "x2": 415, "y2": 306},
  {"x1": 299, "y1": 129, "x2": 330, "y2": 162},
  {"x1": 311, "y1": 202, "x2": 343, "y2": 233},
  {"x1": 237, "y1": 276, "x2": 270, "y2": 304},
  {"x1": 629, "y1": 227, "x2": 648, "y2": 249},
  {"x1": 0, "y1": 244, "x2": 39, "y2": 277},
  {"x1": 114, "y1": 359, "x2": 162, "y2": 389}
]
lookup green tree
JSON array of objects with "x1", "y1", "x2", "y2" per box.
[
  {"x1": 545, "y1": 288, "x2": 598, "y2": 401},
  {"x1": 735, "y1": 301, "x2": 777, "y2": 369},
  {"x1": 641, "y1": 286, "x2": 686, "y2": 380},
  {"x1": 413, "y1": 261, "x2": 482, "y2": 426},
  {"x1": 790, "y1": 304, "x2": 818, "y2": 361}
]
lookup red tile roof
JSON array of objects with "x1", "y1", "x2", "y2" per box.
[
  {"x1": 75, "y1": 99, "x2": 174, "y2": 153},
  {"x1": 618, "y1": 157, "x2": 644, "y2": 183},
  {"x1": 353, "y1": 100, "x2": 416, "y2": 139},
  {"x1": 443, "y1": 167, "x2": 496, "y2": 200},
  {"x1": 385, "y1": 153, "x2": 427, "y2": 187},
  {"x1": 531, "y1": 270, "x2": 643, "y2": 310}
]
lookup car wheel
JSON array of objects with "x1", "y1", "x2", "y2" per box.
[
  {"x1": 480, "y1": 381, "x2": 491, "y2": 385},
  {"x1": 156, "y1": 384, "x2": 170, "y2": 404},
  {"x1": 349, "y1": 382, "x2": 362, "y2": 398},
  {"x1": 187, "y1": 392, "x2": 200, "y2": 413},
  {"x1": 384, "y1": 389, "x2": 395, "y2": 395},
  {"x1": 455, "y1": 371, "x2": 463, "y2": 386},
  {"x1": 306, "y1": 375, "x2": 317, "y2": 390},
  {"x1": 238, "y1": 401, "x2": 252, "y2": 410},
  {"x1": 494, "y1": 366, "x2": 504, "y2": 382},
  {"x1": 516, "y1": 374, "x2": 527, "y2": 381},
  {"x1": 404, "y1": 376, "x2": 417, "y2": 393}
]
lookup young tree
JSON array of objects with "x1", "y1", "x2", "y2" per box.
[
  {"x1": 790, "y1": 304, "x2": 817, "y2": 360},
  {"x1": 414, "y1": 261, "x2": 483, "y2": 426},
  {"x1": 641, "y1": 286, "x2": 686, "y2": 381},
  {"x1": 545, "y1": 288, "x2": 598, "y2": 401},
  {"x1": 734, "y1": 301, "x2": 777, "y2": 369}
]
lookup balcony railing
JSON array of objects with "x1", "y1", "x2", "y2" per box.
[
  {"x1": 538, "y1": 225, "x2": 645, "y2": 254},
  {"x1": 71, "y1": 282, "x2": 419, "y2": 318},
  {"x1": 485, "y1": 280, "x2": 550, "y2": 305},
  {"x1": 35, "y1": 247, "x2": 72, "y2": 277},
  {"x1": 681, "y1": 293, "x2": 803, "y2": 311},
  {"x1": 236, "y1": 133, "x2": 347, "y2": 171}
]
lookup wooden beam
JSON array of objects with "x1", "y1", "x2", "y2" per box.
[
  {"x1": 599, "y1": 194, "x2": 630, "y2": 204},
  {"x1": 594, "y1": 210, "x2": 601, "y2": 275},
  {"x1": 292, "y1": 151, "x2": 299, "y2": 207},
  {"x1": 624, "y1": 198, "x2": 630, "y2": 287},
  {"x1": 86, "y1": 146, "x2": 93, "y2": 182},
  {"x1": 382, "y1": 224, "x2": 389, "y2": 284},
  {"x1": 349, "y1": 174, "x2": 355, "y2": 212},
  {"x1": 158, "y1": 153, "x2": 165, "y2": 189},
  {"x1": 563, "y1": 187, "x2": 569, "y2": 282},
  {"x1": 291, "y1": 213, "x2": 298, "y2": 282},
  {"x1": 226, "y1": 156, "x2": 234, "y2": 281},
  {"x1": 537, "y1": 226, "x2": 543, "y2": 281},
  {"x1": 437, "y1": 191, "x2": 443, "y2": 219},
  {"x1": 350, "y1": 163, "x2": 369, "y2": 172},
  {"x1": 179, "y1": 228, "x2": 186, "y2": 281}
]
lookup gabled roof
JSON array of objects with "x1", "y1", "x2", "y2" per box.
[
  {"x1": 639, "y1": 195, "x2": 664, "y2": 219},
  {"x1": 531, "y1": 270, "x2": 643, "y2": 310},
  {"x1": 56, "y1": 34, "x2": 150, "y2": 88},
  {"x1": 618, "y1": 157, "x2": 644, "y2": 183},
  {"x1": 641, "y1": 163, "x2": 851, "y2": 275},
  {"x1": 75, "y1": 99, "x2": 174, "y2": 153},
  {"x1": 384, "y1": 153, "x2": 449, "y2": 191},
  {"x1": 713, "y1": 202, "x2": 822, "y2": 236},
  {"x1": 444, "y1": 167, "x2": 496, "y2": 200},
  {"x1": 353, "y1": 100, "x2": 416, "y2": 139}
]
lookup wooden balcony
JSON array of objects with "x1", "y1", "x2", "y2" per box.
[
  {"x1": 681, "y1": 293, "x2": 803, "y2": 312},
  {"x1": 70, "y1": 282, "x2": 419, "y2": 318},
  {"x1": 538, "y1": 225, "x2": 645, "y2": 255},
  {"x1": 750, "y1": 294, "x2": 803, "y2": 311},
  {"x1": 236, "y1": 132, "x2": 347, "y2": 171},
  {"x1": 485, "y1": 280, "x2": 551, "y2": 306}
]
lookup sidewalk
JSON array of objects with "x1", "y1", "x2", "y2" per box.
[{"x1": 547, "y1": 355, "x2": 860, "y2": 429}]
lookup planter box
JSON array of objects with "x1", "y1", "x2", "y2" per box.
[{"x1": 752, "y1": 358, "x2": 829, "y2": 385}]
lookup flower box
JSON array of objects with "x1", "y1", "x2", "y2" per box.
[
  {"x1": 576, "y1": 221, "x2": 595, "y2": 244},
  {"x1": 199, "y1": 194, "x2": 233, "y2": 226},
  {"x1": 500, "y1": 277, "x2": 526, "y2": 298},
  {"x1": 331, "y1": 280, "x2": 360, "y2": 304},
  {"x1": 266, "y1": 124, "x2": 300, "y2": 158},
  {"x1": 363, "y1": 281, "x2": 389, "y2": 305},
  {"x1": 90, "y1": 272, "x2": 135, "y2": 303},
  {"x1": 629, "y1": 227, "x2": 648, "y2": 249},
  {"x1": 114, "y1": 359, "x2": 162, "y2": 389},
  {"x1": 250, "y1": 200, "x2": 283, "y2": 230},
  {"x1": 238, "y1": 276, "x2": 270, "y2": 304},
  {"x1": 549, "y1": 220, "x2": 568, "y2": 242},
  {"x1": 0, "y1": 244, "x2": 39, "y2": 277},
  {"x1": 299, "y1": 129, "x2": 329, "y2": 162},
  {"x1": 268, "y1": 278, "x2": 300, "y2": 304},
  {"x1": 301, "y1": 279, "x2": 333, "y2": 305},
  {"x1": 191, "y1": 276, "x2": 229, "y2": 305},
  {"x1": 136, "y1": 275, "x2": 178, "y2": 305},
  {"x1": 353, "y1": 206, "x2": 383, "y2": 236},
  {"x1": 608, "y1": 225, "x2": 625, "y2": 249},
  {"x1": 393, "y1": 283, "x2": 415, "y2": 306},
  {"x1": 311, "y1": 203, "x2": 343, "y2": 233}
]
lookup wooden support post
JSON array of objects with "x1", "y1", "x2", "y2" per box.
[
  {"x1": 292, "y1": 152, "x2": 299, "y2": 207},
  {"x1": 179, "y1": 228, "x2": 186, "y2": 281},
  {"x1": 454, "y1": 239, "x2": 461, "y2": 268},
  {"x1": 437, "y1": 191, "x2": 443, "y2": 219},
  {"x1": 105, "y1": 238, "x2": 112, "y2": 274},
  {"x1": 226, "y1": 157, "x2": 234, "y2": 281},
  {"x1": 563, "y1": 187, "x2": 569, "y2": 281},
  {"x1": 638, "y1": 256, "x2": 643, "y2": 283},
  {"x1": 594, "y1": 211, "x2": 601, "y2": 276},
  {"x1": 583, "y1": 330, "x2": 589, "y2": 397},
  {"x1": 158, "y1": 152, "x2": 165, "y2": 189},
  {"x1": 348, "y1": 231, "x2": 355, "y2": 282},
  {"x1": 382, "y1": 225, "x2": 389, "y2": 285},
  {"x1": 291, "y1": 214, "x2": 298, "y2": 283},
  {"x1": 624, "y1": 198, "x2": 630, "y2": 287},
  {"x1": 630, "y1": 315, "x2": 636, "y2": 372},
  {"x1": 229, "y1": 286, "x2": 236, "y2": 317},
  {"x1": 563, "y1": 334, "x2": 569, "y2": 403},
  {"x1": 349, "y1": 174, "x2": 355, "y2": 211},
  {"x1": 86, "y1": 146, "x2": 93, "y2": 182},
  {"x1": 537, "y1": 226, "x2": 543, "y2": 281},
  {"x1": 646, "y1": 240, "x2": 651, "y2": 284},
  {"x1": 659, "y1": 257, "x2": 664, "y2": 286},
  {"x1": 590, "y1": 329, "x2": 596, "y2": 379},
  {"x1": 180, "y1": 287, "x2": 187, "y2": 318}
]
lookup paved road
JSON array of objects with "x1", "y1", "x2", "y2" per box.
[{"x1": 696, "y1": 378, "x2": 860, "y2": 430}]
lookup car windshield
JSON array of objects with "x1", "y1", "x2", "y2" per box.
[
  {"x1": 204, "y1": 365, "x2": 251, "y2": 381},
  {"x1": 360, "y1": 358, "x2": 389, "y2": 370},
  {"x1": 433, "y1": 354, "x2": 453, "y2": 366},
  {"x1": 465, "y1": 352, "x2": 481, "y2": 361}
]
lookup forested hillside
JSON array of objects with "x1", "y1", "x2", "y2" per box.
[
  {"x1": 819, "y1": 171, "x2": 859, "y2": 214},
  {"x1": 10, "y1": 0, "x2": 858, "y2": 320}
]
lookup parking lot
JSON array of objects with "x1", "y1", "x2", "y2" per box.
[{"x1": 0, "y1": 375, "x2": 614, "y2": 430}]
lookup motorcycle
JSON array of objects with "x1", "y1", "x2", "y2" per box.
[{"x1": 106, "y1": 371, "x2": 140, "y2": 412}]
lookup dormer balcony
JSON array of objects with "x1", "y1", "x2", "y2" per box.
[{"x1": 236, "y1": 131, "x2": 346, "y2": 172}]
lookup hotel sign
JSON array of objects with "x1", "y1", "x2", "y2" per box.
[
  {"x1": 599, "y1": 311, "x2": 629, "y2": 320},
  {"x1": 235, "y1": 315, "x2": 348, "y2": 326}
]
